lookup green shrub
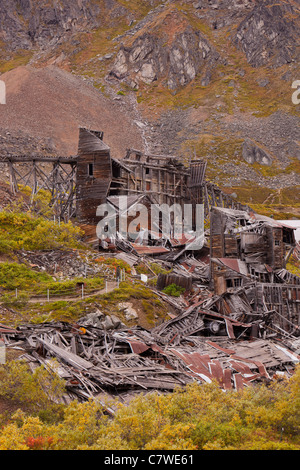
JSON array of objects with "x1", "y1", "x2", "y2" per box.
[
  {"x1": 162, "y1": 283, "x2": 185, "y2": 297},
  {"x1": 0, "y1": 262, "x2": 51, "y2": 290},
  {"x1": 0, "y1": 210, "x2": 83, "y2": 253},
  {"x1": 0, "y1": 365, "x2": 299, "y2": 450}
]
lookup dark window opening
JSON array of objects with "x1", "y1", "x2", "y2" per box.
[
  {"x1": 226, "y1": 278, "x2": 242, "y2": 288},
  {"x1": 88, "y1": 163, "x2": 94, "y2": 177},
  {"x1": 234, "y1": 278, "x2": 242, "y2": 287},
  {"x1": 112, "y1": 165, "x2": 121, "y2": 179}
]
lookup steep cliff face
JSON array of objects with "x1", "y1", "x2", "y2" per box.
[
  {"x1": 107, "y1": 0, "x2": 299, "y2": 91},
  {"x1": 234, "y1": 0, "x2": 299, "y2": 67},
  {"x1": 111, "y1": 27, "x2": 220, "y2": 90},
  {"x1": 1, "y1": 1, "x2": 299, "y2": 82},
  {"x1": 0, "y1": 0, "x2": 102, "y2": 51}
]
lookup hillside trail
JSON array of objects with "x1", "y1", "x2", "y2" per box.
[{"x1": 23, "y1": 280, "x2": 118, "y2": 305}]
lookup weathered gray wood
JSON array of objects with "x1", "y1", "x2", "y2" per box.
[{"x1": 38, "y1": 338, "x2": 94, "y2": 370}]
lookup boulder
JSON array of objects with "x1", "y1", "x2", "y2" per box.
[{"x1": 242, "y1": 139, "x2": 272, "y2": 166}]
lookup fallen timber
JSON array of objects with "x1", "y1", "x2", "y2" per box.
[
  {"x1": 2, "y1": 301, "x2": 300, "y2": 406},
  {"x1": 1, "y1": 128, "x2": 300, "y2": 406},
  {"x1": 1, "y1": 202, "x2": 300, "y2": 403}
]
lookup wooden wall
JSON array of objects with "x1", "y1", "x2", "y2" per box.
[{"x1": 76, "y1": 128, "x2": 112, "y2": 224}]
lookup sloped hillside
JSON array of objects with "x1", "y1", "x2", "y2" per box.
[
  {"x1": 0, "y1": 0, "x2": 299, "y2": 215},
  {"x1": 0, "y1": 64, "x2": 144, "y2": 158}
]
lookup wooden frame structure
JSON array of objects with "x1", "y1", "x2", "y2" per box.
[
  {"x1": 3, "y1": 155, "x2": 77, "y2": 221},
  {"x1": 0, "y1": 128, "x2": 252, "y2": 226}
]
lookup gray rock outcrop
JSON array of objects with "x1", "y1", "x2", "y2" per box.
[
  {"x1": 0, "y1": 0, "x2": 101, "y2": 51},
  {"x1": 242, "y1": 138, "x2": 273, "y2": 166},
  {"x1": 110, "y1": 27, "x2": 220, "y2": 90},
  {"x1": 234, "y1": 0, "x2": 299, "y2": 67}
]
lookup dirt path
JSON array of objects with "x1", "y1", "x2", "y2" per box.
[{"x1": 24, "y1": 281, "x2": 118, "y2": 304}]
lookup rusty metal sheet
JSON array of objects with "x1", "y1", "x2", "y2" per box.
[
  {"x1": 229, "y1": 360, "x2": 252, "y2": 375},
  {"x1": 131, "y1": 244, "x2": 170, "y2": 255},
  {"x1": 231, "y1": 355, "x2": 270, "y2": 379},
  {"x1": 126, "y1": 339, "x2": 150, "y2": 355},
  {"x1": 206, "y1": 341, "x2": 236, "y2": 355},
  {"x1": 197, "y1": 354, "x2": 211, "y2": 368},
  {"x1": 243, "y1": 373, "x2": 261, "y2": 383},
  {"x1": 225, "y1": 318, "x2": 236, "y2": 339},
  {"x1": 0, "y1": 324, "x2": 17, "y2": 334},
  {"x1": 208, "y1": 360, "x2": 224, "y2": 386},
  {"x1": 150, "y1": 344, "x2": 166, "y2": 355},
  {"x1": 253, "y1": 360, "x2": 270, "y2": 379},
  {"x1": 223, "y1": 369, "x2": 232, "y2": 390},
  {"x1": 233, "y1": 373, "x2": 245, "y2": 391},
  {"x1": 170, "y1": 350, "x2": 213, "y2": 382},
  {"x1": 170, "y1": 235, "x2": 196, "y2": 247}
]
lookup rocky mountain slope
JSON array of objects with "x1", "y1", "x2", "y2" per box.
[{"x1": 0, "y1": 0, "x2": 299, "y2": 215}]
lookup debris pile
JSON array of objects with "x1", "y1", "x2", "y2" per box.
[
  {"x1": 1, "y1": 205, "x2": 299, "y2": 405},
  {"x1": 1, "y1": 313, "x2": 299, "y2": 408},
  {"x1": 1, "y1": 128, "x2": 300, "y2": 406},
  {"x1": 17, "y1": 249, "x2": 115, "y2": 279}
]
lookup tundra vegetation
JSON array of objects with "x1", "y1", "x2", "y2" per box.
[{"x1": 0, "y1": 360, "x2": 299, "y2": 450}]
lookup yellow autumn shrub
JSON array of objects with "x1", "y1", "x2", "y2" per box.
[{"x1": 0, "y1": 365, "x2": 299, "y2": 450}]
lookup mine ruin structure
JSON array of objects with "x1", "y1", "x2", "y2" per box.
[
  {"x1": 1, "y1": 128, "x2": 249, "y2": 227},
  {"x1": 210, "y1": 207, "x2": 299, "y2": 335},
  {"x1": 1, "y1": 128, "x2": 300, "y2": 396},
  {"x1": 75, "y1": 127, "x2": 207, "y2": 238},
  {"x1": 4, "y1": 154, "x2": 77, "y2": 221}
]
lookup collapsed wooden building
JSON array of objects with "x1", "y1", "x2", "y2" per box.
[
  {"x1": 1, "y1": 127, "x2": 300, "y2": 399},
  {"x1": 209, "y1": 206, "x2": 300, "y2": 336},
  {"x1": 2, "y1": 127, "x2": 247, "y2": 231},
  {"x1": 75, "y1": 128, "x2": 209, "y2": 250}
]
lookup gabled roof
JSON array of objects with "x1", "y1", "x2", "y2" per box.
[
  {"x1": 212, "y1": 258, "x2": 249, "y2": 276},
  {"x1": 78, "y1": 128, "x2": 110, "y2": 155}
]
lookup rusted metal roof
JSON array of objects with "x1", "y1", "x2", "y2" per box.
[
  {"x1": 131, "y1": 244, "x2": 170, "y2": 255},
  {"x1": 126, "y1": 339, "x2": 150, "y2": 355},
  {"x1": 0, "y1": 324, "x2": 17, "y2": 334},
  {"x1": 216, "y1": 258, "x2": 248, "y2": 275},
  {"x1": 170, "y1": 349, "x2": 213, "y2": 383},
  {"x1": 170, "y1": 234, "x2": 196, "y2": 247}
]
